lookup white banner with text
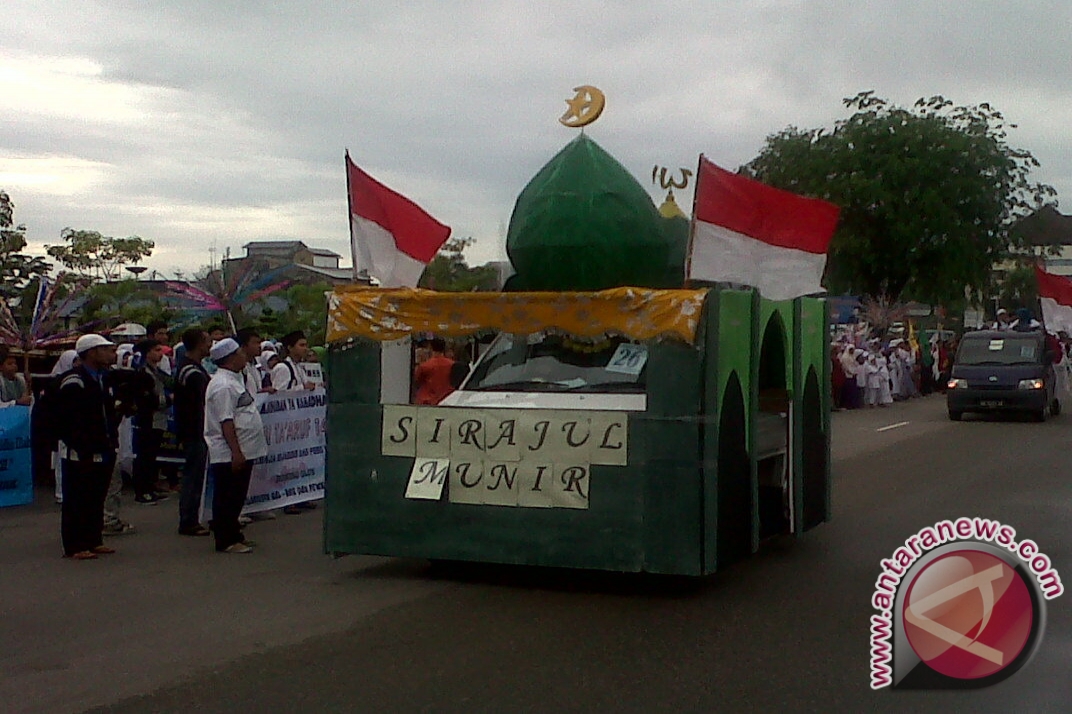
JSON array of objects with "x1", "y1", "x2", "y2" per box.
[{"x1": 202, "y1": 389, "x2": 327, "y2": 520}]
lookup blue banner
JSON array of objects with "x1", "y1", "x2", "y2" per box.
[{"x1": 0, "y1": 406, "x2": 33, "y2": 508}]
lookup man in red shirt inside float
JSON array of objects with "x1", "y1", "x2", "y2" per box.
[{"x1": 413, "y1": 338, "x2": 456, "y2": 405}]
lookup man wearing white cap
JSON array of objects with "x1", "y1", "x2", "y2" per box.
[
  {"x1": 56, "y1": 334, "x2": 120, "y2": 560},
  {"x1": 203, "y1": 338, "x2": 267, "y2": 553},
  {"x1": 992, "y1": 308, "x2": 1011, "y2": 331}
]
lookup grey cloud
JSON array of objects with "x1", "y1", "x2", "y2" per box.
[{"x1": 4, "y1": 0, "x2": 1070, "y2": 275}]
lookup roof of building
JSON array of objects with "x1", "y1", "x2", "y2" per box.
[
  {"x1": 290, "y1": 263, "x2": 354, "y2": 281},
  {"x1": 1014, "y1": 206, "x2": 1072, "y2": 247},
  {"x1": 239, "y1": 240, "x2": 342, "y2": 258},
  {"x1": 241, "y1": 240, "x2": 308, "y2": 256}
]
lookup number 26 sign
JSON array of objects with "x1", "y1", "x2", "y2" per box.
[{"x1": 605, "y1": 343, "x2": 648, "y2": 376}]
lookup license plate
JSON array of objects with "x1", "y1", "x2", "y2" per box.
[{"x1": 980, "y1": 400, "x2": 1004, "y2": 407}]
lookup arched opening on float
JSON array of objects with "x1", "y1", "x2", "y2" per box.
[
  {"x1": 757, "y1": 314, "x2": 790, "y2": 539},
  {"x1": 717, "y1": 371, "x2": 752, "y2": 566}
]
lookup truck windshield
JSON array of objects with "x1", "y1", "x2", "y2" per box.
[
  {"x1": 463, "y1": 333, "x2": 647, "y2": 393},
  {"x1": 957, "y1": 336, "x2": 1041, "y2": 366}
]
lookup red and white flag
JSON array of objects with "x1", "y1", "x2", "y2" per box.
[
  {"x1": 1035, "y1": 264, "x2": 1072, "y2": 333},
  {"x1": 687, "y1": 156, "x2": 840, "y2": 300},
  {"x1": 347, "y1": 155, "x2": 451, "y2": 287}
]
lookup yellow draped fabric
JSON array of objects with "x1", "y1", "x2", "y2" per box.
[{"x1": 326, "y1": 286, "x2": 709, "y2": 344}]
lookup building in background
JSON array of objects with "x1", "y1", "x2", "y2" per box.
[
  {"x1": 1009, "y1": 206, "x2": 1072, "y2": 277},
  {"x1": 221, "y1": 240, "x2": 354, "y2": 286}
]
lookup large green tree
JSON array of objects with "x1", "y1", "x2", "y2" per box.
[
  {"x1": 82, "y1": 279, "x2": 174, "y2": 327},
  {"x1": 0, "y1": 190, "x2": 51, "y2": 301},
  {"x1": 743, "y1": 92, "x2": 1055, "y2": 303},
  {"x1": 419, "y1": 237, "x2": 500, "y2": 292},
  {"x1": 250, "y1": 282, "x2": 332, "y2": 345},
  {"x1": 46, "y1": 228, "x2": 155, "y2": 282}
]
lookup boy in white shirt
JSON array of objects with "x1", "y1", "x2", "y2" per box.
[
  {"x1": 203, "y1": 339, "x2": 267, "y2": 554},
  {"x1": 271, "y1": 330, "x2": 316, "y2": 392}
]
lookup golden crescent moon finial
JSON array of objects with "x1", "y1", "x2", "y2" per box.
[{"x1": 559, "y1": 85, "x2": 605, "y2": 128}]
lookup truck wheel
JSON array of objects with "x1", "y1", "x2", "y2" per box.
[
  {"x1": 1033, "y1": 408, "x2": 1047, "y2": 422},
  {"x1": 948, "y1": 410, "x2": 963, "y2": 421},
  {"x1": 1051, "y1": 399, "x2": 1062, "y2": 417}
]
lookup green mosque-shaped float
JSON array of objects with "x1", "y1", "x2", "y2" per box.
[{"x1": 323, "y1": 100, "x2": 831, "y2": 575}]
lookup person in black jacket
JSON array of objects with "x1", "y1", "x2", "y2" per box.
[
  {"x1": 56, "y1": 334, "x2": 120, "y2": 560},
  {"x1": 174, "y1": 329, "x2": 212, "y2": 536},
  {"x1": 131, "y1": 339, "x2": 172, "y2": 504}
]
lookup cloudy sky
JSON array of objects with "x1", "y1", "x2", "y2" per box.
[{"x1": 3, "y1": 1, "x2": 1070, "y2": 277}]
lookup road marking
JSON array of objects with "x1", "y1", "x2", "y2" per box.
[{"x1": 876, "y1": 421, "x2": 910, "y2": 432}]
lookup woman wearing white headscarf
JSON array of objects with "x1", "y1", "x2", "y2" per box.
[
  {"x1": 255, "y1": 345, "x2": 279, "y2": 390},
  {"x1": 50, "y1": 349, "x2": 79, "y2": 376},
  {"x1": 49, "y1": 350, "x2": 81, "y2": 503}
]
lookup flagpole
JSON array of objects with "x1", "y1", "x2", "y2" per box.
[
  {"x1": 682, "y1": 154, "x2": 704, "y2": 288},
  {"x1": 344, "y1": 149, "x2": 359, "y2": 284}
]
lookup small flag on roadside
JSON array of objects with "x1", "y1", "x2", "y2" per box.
[
  {"x1": 27, "y1": 276, "x2": 49, "y2": 340},
  {"x1": 346, "y1": 154, "x2": 451, "y2": 288},
  {"x1": 687, "y1": 157, "x2": 840, "y2": 300},
  {"x1": 1035, "y1": 264, "x2": 1072, "y2": 333}
]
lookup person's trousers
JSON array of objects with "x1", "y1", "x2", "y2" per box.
[
  {"x1": 179, "y1": 438, "x2": 209, "y2": 531},
  {"x1": 133, "y1": 427, "x2": 163, "y2": 498},
  {"x1": 61, "y1": 457, "x2": 114, "y2": 556},
  {"x1": 103, "y1": 459, "x2": 126, "y2": 527},
  {"x1": 841, "y1": 379, "x2": 859, "y2": 409},
  {"x1": 210, "y1": 461, "x2": 252, "y2": 551}
]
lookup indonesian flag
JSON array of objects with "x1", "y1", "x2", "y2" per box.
[
  {"x1": 1035, "y1": 264, "x2": 1072, "y2": 333},
  {"x1": 347, "y1": 155, "x2": 451, "y2": 287},
  {"x1": 688, "y1": 156, "x2": 840, "y2": 300}
]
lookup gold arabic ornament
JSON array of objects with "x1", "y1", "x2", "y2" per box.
[
  {"x1": 652, "y1": 166, "x2": 693, "y2": 191},
  {"x1": 559, "y1": 85, "x2": 606, "y2": 128}
]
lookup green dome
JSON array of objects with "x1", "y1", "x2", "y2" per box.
[{"x1": 506, "y1": 134, "x2": 671, "y2": 291}]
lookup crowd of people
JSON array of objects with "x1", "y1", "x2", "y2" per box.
[
  {"x1": 831, "y1": 307, "x2": 1070, "y2": 410},
  {"x1": 6, "y1": 321, "x2": 327, "y2": 561},
  {"x1": 830, "y1": 327, "x2": 955, "y2": 410},
  {"x1": 5, "y1": 324, "x2": 470, "y2": 561},
  {"x1": 831, "y1": 337, "x2": 932, "y2": 409}
]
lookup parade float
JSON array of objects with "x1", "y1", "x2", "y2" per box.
[{"x1": 322, "y1": 88, "x2": 831, "y2": 575}]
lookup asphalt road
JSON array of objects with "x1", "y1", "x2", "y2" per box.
[{"x1": 2, "y1": 394, "x2": 1069, "y2": 713}]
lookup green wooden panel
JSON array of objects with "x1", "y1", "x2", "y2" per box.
[
  {"x1": 716, "y1": 290, "x2": 754, "y2": 425},
  {"x1": 748, "y1": 290, "x2": 761, "y2": 554},
  {"x1": 791, "y1": 299, "x2": 805, "y2": 536},
  {"x1": 327, "y1": 342, "x2": 381, "y2": 405},
  {"x1": 797, "y1": 297, "x2": 827, "y2": 393},
  {"x1": 701, "y1": 293, "x2": 721, "y2": 574},
  {"x1": 790, "y1": 297, "x2": 831, "y2": 535},
  {"x1": 324, "y1": 411, "x2": 707, "y2": 572},
  {"x1": 639, "y1": 340, "x2": 703, "y2": 574},
  {"x1": 325, "y1": 402, "x2": 650, "y2": 569}
]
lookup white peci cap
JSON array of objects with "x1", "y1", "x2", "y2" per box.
[
  {"x1": 209, "y1": 337, "x2": 241, "y2": 363},
  {"x1": 75, "y1": 334, "x2": 115, "y2": 355}
]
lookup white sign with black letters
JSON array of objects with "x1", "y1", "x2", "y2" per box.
[
  {"x1": 604, "y1": 343, "x2": 648, "y2": 375},
  {"x1": 385, "y1": 407, "x2": 629, "y2": 510}
]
